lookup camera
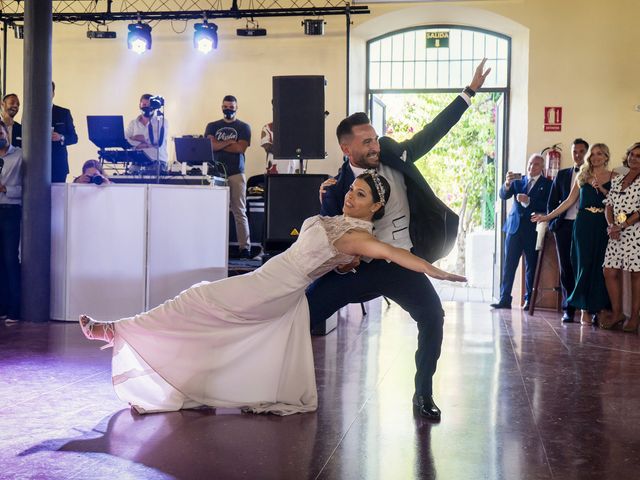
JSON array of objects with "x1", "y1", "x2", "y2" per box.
[
  {"x1": 149, "y1": 95, "x2": 165, "y2": 110},
  {"x1": 89, "y1": 174, "x2": 104, "y2": 185}
]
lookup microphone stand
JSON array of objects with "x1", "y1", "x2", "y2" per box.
[
  {"x1": 296, "y1": 148, "x2": 304, "y2": 175},
  {"x1": 155, "y1": 108, "x2": 165, "y2": 184}
]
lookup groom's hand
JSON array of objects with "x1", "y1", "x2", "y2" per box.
[{"x1": 469, "y1": 58, "x2": 491, "y2": 92}]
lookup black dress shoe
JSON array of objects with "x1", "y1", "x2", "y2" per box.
[
  {"x1": 522, "y1": 301, "x2": 530, "y2": 310},
  {"x1": 490, "y1": 302, "x2": 511, "y2": 309},
  {"x1": 412, "y1": 394, "x2": 441, "y2": 421},
  {"x1": 561, "y1": 312, "x2": 574, "y2": 323}
]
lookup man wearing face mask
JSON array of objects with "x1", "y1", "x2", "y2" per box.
[
  {"x1": 1, "y1": 94, "x2": 21, "y2": 148},
  {"x1": 125, "y1": 93, "x2": 169, "y2": 172},
  {"x1": 0, "y1": 120, "x2": 23, "y2": 322},
  {"x1": 204, "y1": 95, "x2": 252, "y2": 259}
]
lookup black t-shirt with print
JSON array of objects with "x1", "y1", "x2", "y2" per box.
[{"x1": 204, "y1": 119, "x2": 251, "y2": 176}]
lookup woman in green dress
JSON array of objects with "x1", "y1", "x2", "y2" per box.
[{"x1": 532, "y1": 144, "x2": 615, "y2": 325}]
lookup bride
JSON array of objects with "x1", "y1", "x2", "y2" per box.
[{"x1": 80, "y1": 172, "x2": 466, "y2": 415}]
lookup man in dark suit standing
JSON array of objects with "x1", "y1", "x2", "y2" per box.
[
  {"x1": 547, "y1": 138, "x2": 588, "y2": 322},
  {"x1": 491, "y1": 154, "x2": 552, "y2": 310},
  {"x1": 308, "y1": 59, "x2": 490, "y2": 421},
  {"x1": 51, "y1": 82, "x2": 78, "y2": 183},
  {"x1": 1, "y1": 94, "x2": 22, "y2": 148}
]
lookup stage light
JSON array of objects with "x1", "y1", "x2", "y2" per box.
[
  {"x1": 194, "y1": 22, "x2": 218, "y2": 53},
  {"x1": 87, "y1": 30, "x2": 116, "y2": 39},
  {"x1": 127, "y1": 22, "x2": 152, "y2": 54},
  {"x1": 302, "y1": 19, "x2": 325, "y2": 36},
  {"x1": 237, "y1": 18, "x2": 266, "y2": 37}
]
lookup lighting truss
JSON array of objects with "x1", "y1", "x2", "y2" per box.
[{"x1": 0, "y1": 1, "x2": 370, "y2": 23}]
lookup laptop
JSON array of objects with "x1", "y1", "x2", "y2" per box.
[
  {"x1": 174, "y1": 137, "x2": 213, "y2": 165},
  {"x1": 87, "y1": 115, "x2": 131, "y2": 149}
]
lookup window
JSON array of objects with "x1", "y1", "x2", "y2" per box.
[{"x1": 368, "y1": 26, "x2": 510, "y2": 92}]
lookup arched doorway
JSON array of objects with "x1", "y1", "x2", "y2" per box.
[{"x1": 365, "y1": 26, "x2": 511, "y2": 297}]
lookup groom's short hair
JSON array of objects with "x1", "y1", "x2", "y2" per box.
[{"x1": 336, "y1": 112, "x2": 370, "y2": 144}]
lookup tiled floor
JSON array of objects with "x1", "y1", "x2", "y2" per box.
[
  {"x1": 432, "y1": 278, "x2": 493, "y2": 303},
  {"x1": 1, "y1": 301, "x2": 640, "y2": 479}
]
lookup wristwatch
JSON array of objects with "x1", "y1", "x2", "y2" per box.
[{"x1": 463, "y1": 86, "x2": 476, "y2": 97}]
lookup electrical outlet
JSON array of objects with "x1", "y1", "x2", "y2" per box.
[{"x1": 635, "y1": 104, "x2": 640, "y2": 112}]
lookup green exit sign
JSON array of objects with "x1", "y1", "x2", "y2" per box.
[{"x1": 426, "y1": 31, "x2": 449, "y2": 48}]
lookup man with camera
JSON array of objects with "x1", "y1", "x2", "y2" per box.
[
  {"x1": 205, "y1": 95, "x2": 252, "y2": 259},
  {"x1": 0, "y1": 120, "x2": 23, "y2": 322},
  {"x1": 491, "y1": 154, "x2": 552, "y2": 310},
  {"x1": 126, "y1": 93, "x2": 168, "y2": 172}
]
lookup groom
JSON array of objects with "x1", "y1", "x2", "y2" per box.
[{"x1": 307, "y1": 60, "x2": 490, "y2": 420}]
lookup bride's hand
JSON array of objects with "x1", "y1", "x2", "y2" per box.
[
  {"x1": 444, "y1": 272, "x2": 467, "y2": 283},
  {"x1": 430, "y1": 268, "x2": 467, "y2": 282}
]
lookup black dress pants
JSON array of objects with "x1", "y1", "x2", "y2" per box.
[
  {"x1": 306, "y1": 259, "x2": 444, "y2": 397},
  {"x1": 0, "y1": 205, "x2": 21, "y2": 319},
  {"x1": 553, "y1": 219, "x2": 576, "y2": 314}
]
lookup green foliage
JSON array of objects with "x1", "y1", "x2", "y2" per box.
[{"x1": 382, "y1": 93, "x2": 498, "y2": 231}]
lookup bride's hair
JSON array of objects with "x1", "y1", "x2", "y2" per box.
[{"x1": 357, "y1": 172, "x2": 391, "y2": 220}]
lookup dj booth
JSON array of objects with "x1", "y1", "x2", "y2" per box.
[{"x1": 51, "y1": 183, "x2": 229, "y2": 321}]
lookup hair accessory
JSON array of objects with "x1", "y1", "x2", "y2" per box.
[{"x1": 365, "y1": 169, "x2": 386, "y2": 206}]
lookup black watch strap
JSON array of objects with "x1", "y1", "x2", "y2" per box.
[{"x1": 463, "y1": 86, "x2": 476, "y2": 97}]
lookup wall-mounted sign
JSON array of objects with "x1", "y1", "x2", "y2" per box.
[
  {"x1": 426, "y1": 31, "x2": 449, "y2": 48},
  {"x1": 544, "y1": 106, "x2": 562, "y2": 132}
]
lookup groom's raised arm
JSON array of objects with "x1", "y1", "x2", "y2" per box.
[{"x1": 397, "y1": 59, "x2": 491, "y2": 163}]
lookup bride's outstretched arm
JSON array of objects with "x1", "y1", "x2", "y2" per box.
[{"x1": 333, "y1": 231, "x2": 466, "y2": 282}]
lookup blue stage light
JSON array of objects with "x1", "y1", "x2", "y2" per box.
[
  {"x1": 127, "y1": 22, "x2": 152, "y2": 54},
  {"x1": 194, "y1": 22, "x2": 218, "y2": 54}
]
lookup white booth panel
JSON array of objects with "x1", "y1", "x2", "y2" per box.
[
  {"x1": 66, "y1": 184, "x2": 147, "y2": 320},
  {"x1": 51, "y1": 185, "x2": 68, "y2": 320},
  {"x1": 147, "y1": 185, "x2": 229, "y2": 309}
]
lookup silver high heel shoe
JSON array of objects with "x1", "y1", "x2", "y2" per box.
[{"x1": 79, "y1": 315, "x2": 115, "y2": 350}]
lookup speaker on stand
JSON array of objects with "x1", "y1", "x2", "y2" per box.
[{"x1": 272, "y1": 75, "x2": 326, "y2": 173}]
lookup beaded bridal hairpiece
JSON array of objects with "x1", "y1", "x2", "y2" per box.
[{"x1": 365, "y1": 169, "x2": 386, "y2": 206}]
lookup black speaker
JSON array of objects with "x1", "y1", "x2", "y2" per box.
[
  {"x1": 264, "y1": 174, "x2": 328, "y2": 252},
  {"x1": 272, "y1": 76, "x2": 325, "y2": 160}
]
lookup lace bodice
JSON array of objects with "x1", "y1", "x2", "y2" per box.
[{"x1": 284, "y1": 215, "x2": 374, "y2": 280}]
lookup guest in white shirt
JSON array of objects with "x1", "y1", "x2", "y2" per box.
[{"x1": 0, "y1": 120, "x2": 23, "y2": 322}]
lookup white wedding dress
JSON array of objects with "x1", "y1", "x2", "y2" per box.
[{"x1": 109, "y1": 215, "x2": 372, "y2": 415}]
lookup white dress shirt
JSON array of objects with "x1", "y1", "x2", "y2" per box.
[
  {"x1": 519, "y1": 174, "x2": 541, "y2": 208},
  {"x1": 565, "y1": 168, "x2": 579, "y2": 220}
]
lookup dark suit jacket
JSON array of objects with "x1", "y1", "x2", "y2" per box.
[
  {"x1": 321, "y1": 95, "x2": 470, "y2": 262},
  {"x1": 547, "y1": 167, "x2": 575, "y2": 232},
  {"x1": 10, "y1": 121, "x2": 21, "y2": 148},
  {"x1": 51, "y1": 104, "x2": 78, "y2": 182},
  {"x1": 500, "y1": 176, "x2": 552, "y2": 235}
]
